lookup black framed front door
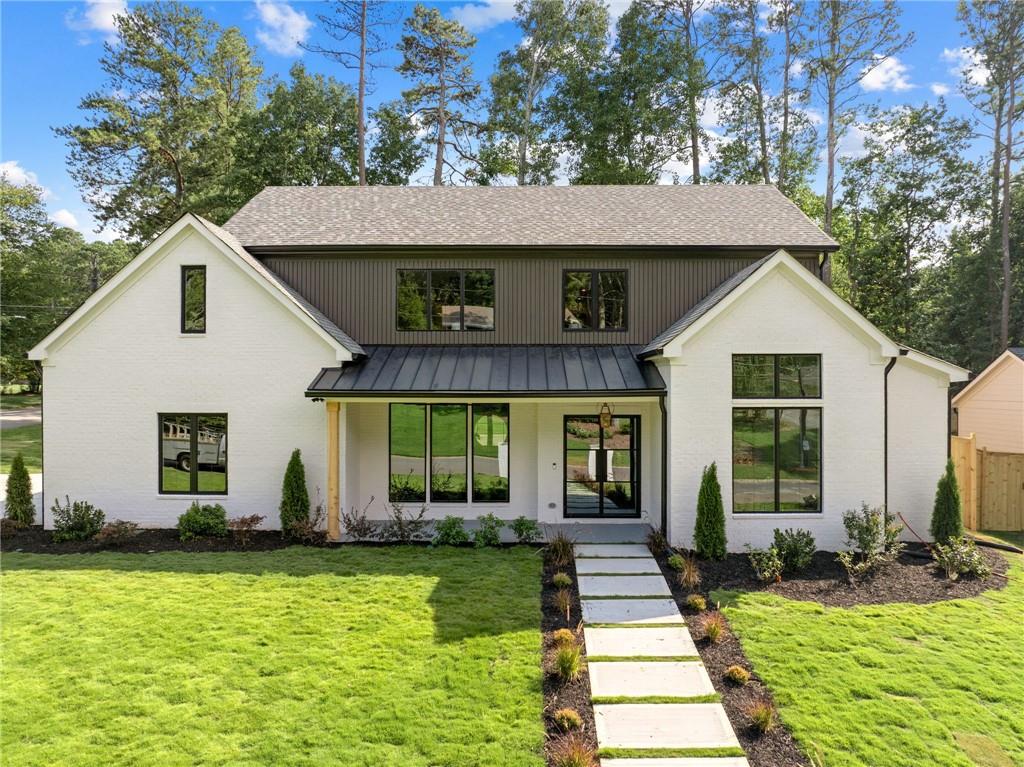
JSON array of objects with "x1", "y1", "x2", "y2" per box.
[{"x1": 564, "y1": 415, "x2": 640, "y2": 518}]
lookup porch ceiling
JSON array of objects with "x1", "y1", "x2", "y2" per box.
[{"x1": 306, "y1": 345, "x2": 666, "y2": 398}]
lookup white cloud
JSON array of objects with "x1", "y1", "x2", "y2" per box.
[
  {"x1": 789, "y1": 58, "x2": 806, "y2": 79},
  {"x1": 65, "y1": 0, "x2": 126, "y2": 43},
  {"x1": 450, "y1": 0, "x2": 517, "y2": 32},
  {"x1": 254, "y1": 0, "x2": 312, "y2": 56},
  {"x1": 0, "y1": 160, "x2": 52, "y2": 199},
  {"x1": 930, "y1": 82, "x2": 951, "y2": 97},
  {"x1": 941, "y1": 47, "x2": 990, "y2": 87},
  {"x1": 50, "y1": 209, "x2": 80, "y2": 229},
  {"x1": 861, "y1": 55, "x2": 912, "y2": 92}
]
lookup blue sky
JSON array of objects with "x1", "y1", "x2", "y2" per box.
[{"x1": 1, "y1": 0, "x2": 982, "y2": 242}]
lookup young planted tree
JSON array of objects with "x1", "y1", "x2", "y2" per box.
[
  {"x1": 280, "y1": 449, "x2": 311, "y2": 536},
  {"x1": 931, "y1": 459, "x2": 963, "y2": 544},
  {"x1": 4, "y1": 454, "x2": 35, "y2": 526},
  {"x1": 694, "y1": 462, "x2": 726, "y2": 560},
  {"x1": 397, "y1": 5, "x2": 480, "y2": 185}
]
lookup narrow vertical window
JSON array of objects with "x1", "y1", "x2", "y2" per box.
[
  {"x1": 463, "y1": 270, "x2": 495, "y2": 330},
  {"x1": 430, "y1": 271, "x2": 463, "y2": 331},
  {"x1": 472, "y1": 404, "x2": 509, "y2": 502},
  {"x1": 181, "y1": 266, "x2": 206, "y2": 333},
  {"x1": 389, "y1": 404, "x2": 427, "y2": 502},
  {"x1": 431, "y1": 404, "x2": 467, "y2": 501},
  {"x1": 396, "y1": 270, "x2": 429, "y2": 330}
]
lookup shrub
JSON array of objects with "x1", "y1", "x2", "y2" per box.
[
  {"x1": 725, "y1": 665, "x2": 750, "y2": 685},
  {"x1": 96, "y1": 520, "x2": 140, "y2": 545},
  {"x1": 340, "y1": 497, "x2": 377, "y2": 541},
  {"x1": 747, "y1": 545, "x2": 784, "y2": 583},
  {"x1": 836, "y1": 504, "x2": 905, "y2": 580},
  {"x1": 747, "y1": 700, "x2": 777, "y2": 733},
  {"x1": 552, "y1": 644, "x2": 584, "y2": 682},
  {"x1": 473, "y1": 513, "x2": 504, "y2": 547},
  {"x1": 554, "y1": 588, "x2": 572, "y2": 622},
  {"x1": 931, "y1": 459, "x2": 963, "y2": 544},
  {"x1": 551, "y1": 628, "x2": 576, "y2": 648},
  {"x1": 545, "y1": 530, "x2": 575, "y2": 567},
  {"x1": 700, "y1": 612, "x2": 728, "y2": 644},
  {"x1": 773, "y1": 528, "x2": 816, "y2": 573},
  {"x1": 686, "y1": 593, "x2": 707, "y2": 612},
  {"x1": 552, "y1": 571, "x2": 572, "y2": 588},
  {"x1": 290, "y1": 501, "x2": 327, "y2": 545},
  {"x1": 228, "y1": 514, "x2": 265, "y2": 547},
  {"x1": 379, "y1": 503, "x2": 430, "y2": 543},
  {"x1": 552, "y1": 707, "x2": 582, "y2": 731},
  {"x1": 677, "y1": 553, "x2": 702, "y2": 590},
  {"x1": 4, "y1": 453, "x2": 34, "y2": 526},
  {"x1": 51, "y1": 496, "x2": 105, "y2": 542},
  {"x1": 279, "y1": 449, "x2": 310, "y2": 537},
  {"x1": 510, "y1": 516, "x2": 541, "y2": 544},
  {"x1": 667, "y1": 553, "x2": 685, "y2": 571},
  {"x1": 695, "y1": 462, "x2": 726, "y2": 560},
  {"x1": 646, "y1": 527, "x2": 668, "y2": 554},
  {"x1": 433, "y1": 515, "x2": 469, "y2": 546},
  {"x1": 932, "y1": 537, "x2": 992, "y2": 581},
  {"x1": 549, "y1": 734, "x2": 596, "y2": 767},
  {"x1": 177, "y1": 502, "x2": 227, "y2": 541}
]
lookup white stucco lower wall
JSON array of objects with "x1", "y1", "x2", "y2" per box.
[{"x1": 40, "y1": 229, "x2": 337, "y2": 528}]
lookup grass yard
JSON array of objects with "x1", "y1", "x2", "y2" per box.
[
  {"x1": 716, "y1": 554, "x2": 1024, "y2": 767},
  {"x1": 1, "y1": 547, "x2": 544, "y2": 767},
  {"x1": 0, "y1": 393, "x2": 41, "y2": 410},
  {"x1": 978, "y1": 530, "x2": 1024, "y2": 549},
  {"x1": 1, "y1": 423, "x2": 42, "y2": 473}
]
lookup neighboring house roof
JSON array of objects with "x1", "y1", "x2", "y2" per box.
[
  {"x1": 28, "y1": 214, "x2": 362, "y2": 363},
  {"x1": 952, "y1": 348, "x2": 1024, "y2": 405},
  {"x1": 1011, "y1": 347, "x2": 1024, "y2": 361},
  {"x1": 306, "y1": 345, "x2": 666, "y2": 397},
  {"x1": 223, "y1": 185, "x2": 840, "y2": 251}
]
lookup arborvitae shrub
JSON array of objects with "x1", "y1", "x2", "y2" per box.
[
  {"x1": 930, "y1": 458, "x2": 963, "y2": 544},
  {"x1": 694, "y1": 462, "x2": 726, "y2": 560},
  {"x1": 279, "y1": 449, "x2": 310, "y2": 537},
  {"x1": 4, "y1": 453, "x2": 34, "y2": 526}
]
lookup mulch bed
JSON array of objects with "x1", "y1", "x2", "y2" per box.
[
  {"x1": 1, "y1": 525, "x2": 298, "y2": 554},
  {"x1": 541, "y1": 555, "x2": 597, "y2": 766}
]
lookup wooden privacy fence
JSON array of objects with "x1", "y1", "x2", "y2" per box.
[{"x1": 951, "y1": 433, "x2": 1024, "y2": 531}]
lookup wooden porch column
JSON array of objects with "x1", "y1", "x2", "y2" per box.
[{"x1": 326, "y1": 401, "x2": 341, "y2": 542}]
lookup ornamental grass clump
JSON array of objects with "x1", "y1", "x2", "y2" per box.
[
  {"x1": 701, "y1": 612, "x2": 728, "y2": 644},
  {"x1": 549, "y1": 734, "x2": 596, "y2": 767},
  {"x1": 747, "y1": 700, "x2": 777, "y2": 733},
  {"x1": 552, "y1": 572, "x2": 572, "y2": 588},
  {"x1": 686, "y1": 593, "x2": 707, "y2": 612},
  {"x1": 931, "y1": 459, "x2": 963, "y2": 544},
  {"x1": 677, "y1": 553, "x2": 702, "y2": 590},
  {"x1": 554, "y1": 588, "x2": 572, "y2": 622},
  {"x1": 545, "y1": 530, "x2": 575, "y2": 567},
  {"x1": 725, "y1": 665, "x2": 751, "y2": 685},
  {"x1": 551, "y1": 628, "x2": 576, "y2": 648},
  {"x1": 552, "y1": 707, "x2": 583, "y2": 731},
  {"x1": 695, "y1": 462, "x2": 726, "y2": 560},
  {"x1": 552, "y1": 644, "x2": 584, "y2": 682},
  {"x1": 646, "y1": 527, "x2": 668, "y2": 554}
]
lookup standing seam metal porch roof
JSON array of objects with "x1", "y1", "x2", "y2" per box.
[{"x1": 306, "y1": 345, "x2": 666, "y2": 396}]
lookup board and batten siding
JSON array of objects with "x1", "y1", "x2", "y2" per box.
[{"x1": 261, "y1": 252, "x2": 821, "y2": 346}]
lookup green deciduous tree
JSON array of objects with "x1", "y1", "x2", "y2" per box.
[
  {"x1": 280, "y1": 449, "x2": 310, "y2": 536},
  {"x1": 4, "y1": 454, "x2": 35, "y2": 526},
  {"x1": 367, "y1": 100, "x2": 429, "y2": 185},
  {"x1": 694, "y1": 462, "x2": 726, "y2": 560},
  {"x1": 931, "y1": 459, "x2": 963, "y2": 543}
]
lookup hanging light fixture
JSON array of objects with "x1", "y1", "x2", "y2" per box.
[{"x1": 599, "y1": 402, "x2": 613, "y2": 429}]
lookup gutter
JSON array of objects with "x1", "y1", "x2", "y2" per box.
[
  {"x1": 883, "y1": 349, "x2": 909, "y2": 510},
  {"x1": 659, "y1": 393, "x2": 668, "y2": 539}
]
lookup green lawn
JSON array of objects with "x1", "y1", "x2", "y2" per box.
[
  {"x1": 978, "y1": 530, "x2": 1024, "y2": 549},
  {"x1": 1, "y1": 547, "x2": 544, "y2": 767},
  {"x1": 0, "y1": 393, "x2": 41, "y2": 410},
  {"x1": 716, "y1": 553, "x2": 1024, "y2": 767},
  {"x1": 1, "y1": 424, "x2": 42, "y2": 473}
]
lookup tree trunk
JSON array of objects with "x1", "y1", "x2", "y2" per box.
[
  {"x1": 778, "y1": 3, "x2": 793, "y2": 191},
  {"x1": 825, "y1": 85, "x2": 836, "y2": 235},
  {"x1": 1000, "y1": 43, "x2": 1016, "y2": 349},
  {"x1": 434, "y1": 60, "x2": 447, "y2": 186},
  {"x1": 684, "y1": 5, "x2": 701, "y2": 184},
  {"x1": 357, "y1": 0, "x2": 367, "y2": 186},
  {"x1": 748, "y1": 3, "x2": 770, "y2": 184}
]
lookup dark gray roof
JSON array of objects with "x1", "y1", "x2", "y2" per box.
[
  {"x1": 224, "y1": 185, "x2": 839, "y2": 250},
  {"x1": 640, "y1": 255, "x2": 772, "y2": 357},
  {"x1": 307, "y1": 345, "x2": 666, "y2": 396},
  {"x1": 196, "y1": 215, "x2": 365, "y2": 357}
]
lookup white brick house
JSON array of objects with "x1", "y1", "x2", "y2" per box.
[{"x1": 29, "y1": 186, "x2": 968, "y2": 550}]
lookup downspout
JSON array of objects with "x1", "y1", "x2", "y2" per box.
[
  {"x1": 883, "y1": 349, "x2": 909, "y2": 510},
  {"x1": 659, "y1": 393, "x2": 668, "y2": 539}
]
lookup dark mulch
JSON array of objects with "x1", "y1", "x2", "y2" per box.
[
  {"x1": 541, "y1": 556, "x2": 596, "y2": 766},
  {"x1": 1, "y1": 525, "x2": 298, "y2": 554}
]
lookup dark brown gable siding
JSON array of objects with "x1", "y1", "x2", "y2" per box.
[{"x1": 261, "y1": 252, "x2": 821, "y2": 346}]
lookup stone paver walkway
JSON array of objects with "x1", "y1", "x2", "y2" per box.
[{"x1": 575, "y1": 542, "x2": 748, "y2": 766}]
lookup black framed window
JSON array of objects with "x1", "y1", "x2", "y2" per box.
[
  {"x1": 472, "y1": 404, "x2": 509, "y2": 502},
  {"x1": 563, "y1": 270, "x2": 628, "y2": 331},
  {"x1": 159, "y1": 414, "x2": 227, "y2": 494},
  {"x1": 431, "y1": 404, "x2": 468, "y2": 502},
  {"x1": 181, "y1": 266, "x2": 206, "y2": 333},
  {"x1": 733, "y1": 354, "x2": 820, "y2": 398},
  {"x1": 389, "y1": 403, "x2": 427, "y2": 501},
  {"x1": 732, "y1": 407, "x2": 821, "y2": 513},
  {"x1": 396, "y1": 270, "x2": 495, "y2": 331}
]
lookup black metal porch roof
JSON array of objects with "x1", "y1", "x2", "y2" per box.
[{"x1": 306, "y1": 345, "x2": 666, "y2": 397}]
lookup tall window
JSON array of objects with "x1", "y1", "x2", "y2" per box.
[
  {"x1": 732, "y1": 408, "x2": 821, "y2": 512},
  {"x1": 733, "y1": 354, "x2": 821, "y2": 398},
  {"x1": 396, "y1": 269, "x2": 495, "y2": 331},
  {"x1": 389, "y1": 403, "x2": 510, "y2": 503},
  {"x1": 181, "y1": 266, "x2": 206, "y2": 333},
  {"x1": 563, "y1": 270, "x2": 627, "y2": 331},
  {"x1": 159, "y1": 414, "x2": 227, "y2": 494}
]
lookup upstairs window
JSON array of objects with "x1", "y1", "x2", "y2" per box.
[
  {"x1": 563, "y1": 270, "x2": 627, "y2": 331},
  {"x1": 181, "y1": 266, "x2": 206, "y2": 334},
  {"x1": 733, "y1": 354, "x2": 821, "y2": 398},
  {"x1": 396, "y1": 269, "x2": 495, "y2": 331}
]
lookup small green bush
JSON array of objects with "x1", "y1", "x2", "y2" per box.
[
  {"x1": 747, "y1": 545, "x2": 784, "y2": 583},
  {"x1": 96, "y1": 520, "x2": 140, "y2": 545},
  {"x1": 51, "y1": 496, "x2": 105, "y2": 542},
  {"x1": 686, "y1": 593, "x2": 707, "y2": 612},
  {"x1": 177, "y1": 502, "x2": 228, "y2": 541},
  {"x1": 747, "y1": 700, "x2": 777, "y2": 733},
  {"x1": 473, "y1": 513, "x2": 504, "y2": 547},
  {"x1": 773, "y1": 528, "x2": 816, "y2": 573},
  {"x1": 433, "y1": 515, "x2": 469, "y2": 546},
  {"x1": 510, "y1": 516, "x2": 541, "y2": 543},
  {"x1": 695, "y1": 462, "x2": 726, "y2": 560},
  {"x1": 552, "y1": 707, "x2": 583, "y2": 731},
  {"x1": 552, "y1": 644, "x2": 584, "y2": 682},
  {"x1": 545, "y1": 530, "x2": 575, "y2": 566},
  {"x1": 932, "y1": 537, "x2": 991, "y2": 581},
  {"x1": 701, "y1": 612, "x2": 728, "y2": 644},
  {"x1": 279, "y1": 449, "x2": 310, "y2": 538},
  {"x1": 725, "y1": 665, "x2": 750, "y2": 685},
  {"x1": 552, "y1": 571, "x2": 572, "y2": 588},
  {"x1": 4, "y1": 453, "x2": 34, "y2": 526},
  {"x1": 667, "y1": 553, "x2": 685, "y2": 571},
  {"x1": 931, "y1": 458, "x2": 963, "y2": 544},
  {"x1": 836, "y1": 504, "x2": 905, "y2": 580},
  {"x1": 551, "y1": 628, "x2": 576, "y2": 648}
]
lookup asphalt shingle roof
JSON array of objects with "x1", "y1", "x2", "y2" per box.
[{"x1": 223, "y1": 185, "x2": 838, "y2": 250}]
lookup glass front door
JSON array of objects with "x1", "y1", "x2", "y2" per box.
[{"x1": 564, "y1": 415, "x2": 640, "y2": 518}]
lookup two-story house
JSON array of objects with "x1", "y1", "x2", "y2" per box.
[{"x1": 28, "y1": 186, "x2": 968, "y2": 550}]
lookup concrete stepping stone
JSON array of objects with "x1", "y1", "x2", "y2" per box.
[
  {"x1": 589, "y1": 661, "x2": 714, "y2": 698},
  {"x1": 576, "y1": 543, "x2": 652, "y2": 558},
  {"x1": 594, "y1": 703, "x2": 741, "y2": 750},
  {"x1": 601, "y1": 759, "x2": 750, "y2": 767},
  {"x1": 579, "y1": 575, "x2": 672, "y2": 597},
  {"x1": 582, "y1": 599, "x2": 683, "y2": 625},
  {"x1": 584, "y1": 626, "x2": 698, "y2": 658},
  {"x1": 576, "y1": 557, "x2": 661, "y2": 575}
]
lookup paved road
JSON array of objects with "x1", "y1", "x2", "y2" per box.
[{"x1": 0, "y1": 406, "x2": 41, "y2": 431}]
